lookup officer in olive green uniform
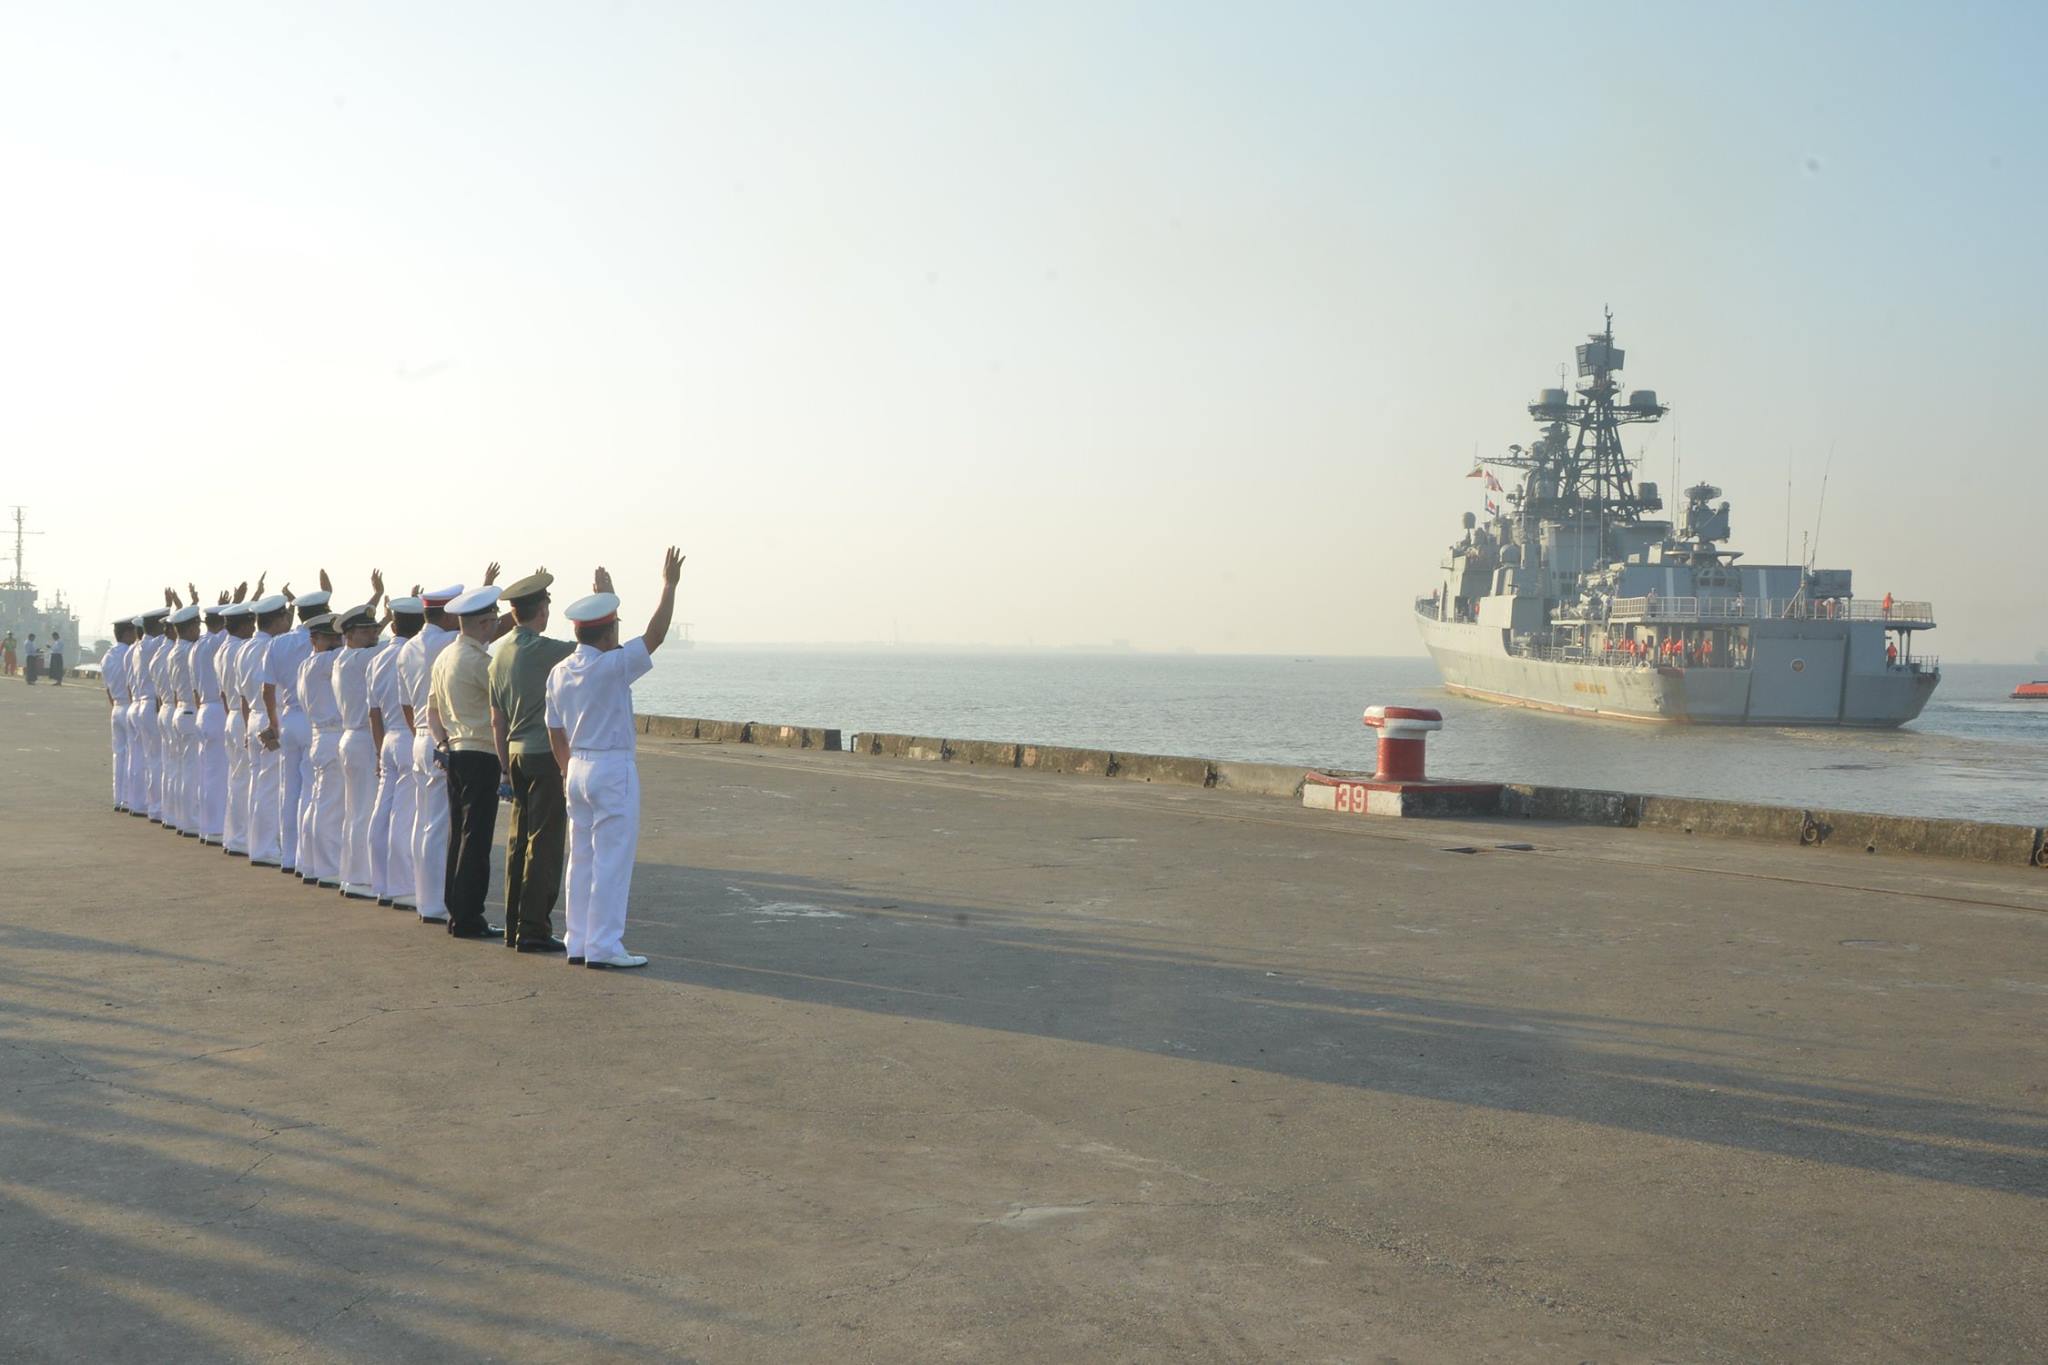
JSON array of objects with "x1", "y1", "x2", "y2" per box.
[{"x1": 488, "y1": 570, "x2": 576, "y2": 953}]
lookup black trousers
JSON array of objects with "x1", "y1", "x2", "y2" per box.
[
  {"x1": 444, "y1": 750, "x2": 501, "y2": 932},
  {"x1": 505, "y1": 752, "x2": 566, "y2": 943}
]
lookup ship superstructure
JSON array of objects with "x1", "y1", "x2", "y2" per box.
[{"x1": 1414, "y1": 315, "x2": 1939, "y2": 725}]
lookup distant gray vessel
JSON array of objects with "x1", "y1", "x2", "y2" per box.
[
  {"x1": 1416, "y1": 314, "x2": 1939, "y2": 726},
  {"x1": 1, "y1": 508, "x2": 82, "y2": 657}
]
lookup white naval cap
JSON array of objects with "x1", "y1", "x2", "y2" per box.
[
  {"x1": 251, "y1": 593, "x2": 290, "y2": 616},
  {"x1": 302, "y1": 612, "x2": 341, "y2": 634},
  {"x1": 142, "y1": 607, "x2": 172, "y2": 621},
  {"x1": 421, "y1": 584, "x2": 465, "y2": 608},
  {"x1": 446, "y1": 585, "x2": 502, "y2": 616},
  {"x1": 219, "y1": 602, "x2": 253, "y2": 619},
  {"x1": 388, "y1": 595, "x2": 425, "y2": 615},
  {"x1": 563, "y1": 592, "x2": 620, "y2": 626},
  {"x1": 167, "y1": 605, "x2": 201, "y2": 625},
  {"x1": 129, "y1": 615, "x2": 145, "y2": 628},
  {"x1": 335, "y1": 603, "x2": 380, "y2": 632},
  {"x1": 295, "y1": 589, "x2": 333, "y2": 611}
]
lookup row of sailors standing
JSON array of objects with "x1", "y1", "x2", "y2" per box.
[{"x1": 96, "y1": 550, "x2": 684, "y2": 968}]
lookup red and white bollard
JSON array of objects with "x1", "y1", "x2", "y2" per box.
[{"x1": 1362, "y1": 706, "x2": 1444, "y2": 782}]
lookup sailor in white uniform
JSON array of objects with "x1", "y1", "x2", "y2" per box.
[
  {"x1": 265, "y1": 587, "x2": 329, "y2": 872},
  {"x1": 246, "y1": 593, "x2": 292, "y2": 867},
  {"x1": 397, "y1": 584, "x2": 466, "y2": 923},
  {"x1": 332, "y1": 601, "x2": 386, "y2": 899},
  {"x1": 369, "y1": 597, "x2": 425, "y2": 907},
  {"x1": 103, "y1": 619, "x2": 137, "y2": 811},
  {"x1": 219, "y1": 603, "x2": 258, "y2": 857},
  {"x1": 194, "y1": 601, "x2": 234, "y2": 845},
  {"x1": 133, "y1": 608, "x2": 169, "y2": 822},
  {"x1": 295, "y1": 611, "x2": 347, "y2": 888},
  {"x1": 166, "y1": 604, "x2": 202, "y2": 836},
  {"x1": 545, "y1": 549, "x2": 684, "y2": 969}
]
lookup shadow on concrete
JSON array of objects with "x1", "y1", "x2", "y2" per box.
[
  {"x1": 628, "y1": 862, "x2": 2048, "y2": 1200},
  {"x1": 0, "y1": 931, "x2": 731, "y2": 1361}
]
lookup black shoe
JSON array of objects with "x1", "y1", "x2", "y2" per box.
[
  {"x1": 447, "y1": 921, "x2": 504, "y2": 940},
  {"x1": 226, "y1": 849, "x2": 248, "y2": 859},
  {"x1": 516, "y1": 937, "x2": 567, "y2": 954},
  {"x1": 567, "y1": 956, "x2": 585, "y2": 966},
  {"x1": 180, "y1": 830, "x2": 199, "y2": 839},
  {"x1": 376, "y1": 897, "x2": 394, "y2": 907},
  {"x1": 281, "y1": 866, "x2": 297, "y2": 876}
]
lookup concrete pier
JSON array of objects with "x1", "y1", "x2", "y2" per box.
[{"x1": 4, "y1": 681, "x2": 2046, "y2": 1362}]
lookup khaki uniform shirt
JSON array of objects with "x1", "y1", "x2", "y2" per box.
[
  {"x1": 489, "y1": 627, "x2": 576, "y2": 755},
  {"x1": 428, "y1": 633, "x2": 495, "y2": 753}
]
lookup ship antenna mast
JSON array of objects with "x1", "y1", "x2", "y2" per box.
[{"x1": 5, "y1": 506, "x2": 44, "y2": 590}]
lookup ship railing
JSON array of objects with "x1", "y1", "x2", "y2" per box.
[{"x1": 1606, "y1": 595, "x2": 1935, "y2": 626}]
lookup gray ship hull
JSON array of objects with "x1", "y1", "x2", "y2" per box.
[{"x1": 1416, "y1": 615, "x2": 1936, "y2": 727}]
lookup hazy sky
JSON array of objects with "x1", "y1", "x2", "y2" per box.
[{"x1": 2, "y1": 2, "x2": 2041, "y2": 657}]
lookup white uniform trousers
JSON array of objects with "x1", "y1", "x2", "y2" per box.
[
  {"x1": 175, "y1": 706, "x2": 201, "y2": 832},
  {"x1": 197, "y1": 701, "x2": 229, "y2": 841},
  {"x1": 336, "y1": 729, "x2": 378, "y2": 895},
  {"x1": 300, "y1": 728, "x2": 344, "y2": 883},
  {"x1": 564, "y1": 750, "x2": 641, "y2": 963},
  {"x1": 249, "y1": 732, "x2": 285, "y2": 865},
  {"x1": 134, "y1": 701, "x2": 161, "y2": 820},
  {"x1": 109, "y1": 704, "x2": 130, "y2": 809},
  {"x1": 371, "y1": 727, "x2": 416, "y2": 901},
  {"x1": 158, "y1": 704, "x2": 180, "y2": 825},
  {"x1": 224, "y1": 709, "x2": 251, "y2": 854},
  {"x1": 277, "y1": 712, "x2": 311, "y2": 869},
  {"x1": 410, "y1": 730, "x2": 451, "y2": 920}
]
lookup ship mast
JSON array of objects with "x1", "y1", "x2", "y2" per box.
[
  {"x1": 5, "y1": 506, "x2": 42, "y2": 590},
  {"x1": 1561, "y1": 308, "x2": 1662, "y2": 518},
  {"x1": 1478, "y1": 311, "x2": 1667, "y2": 525}
]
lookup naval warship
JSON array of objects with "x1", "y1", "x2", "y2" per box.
[
  {"x1": 1415, "y1": 314, "x2": 1939, "y2": 726},
  {"x1": 0, "y1": 508, "x2": 83, "y2": 659}
]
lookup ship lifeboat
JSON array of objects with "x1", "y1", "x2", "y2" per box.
[{"x1": 2012, "y1": 681, "x2": 2048, "y2": 700}]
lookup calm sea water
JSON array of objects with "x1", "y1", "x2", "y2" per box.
[{"x1": 637, "y1": 650, "x2": 2048, "y2": 823}]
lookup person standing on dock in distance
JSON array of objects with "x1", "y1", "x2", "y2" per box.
[
  {"x1": 429, "y1": 585, "x2": 507, "y2": 941},
  {"x1": 220, "y1": 600, "x2": 259, "y2": 857},
  {"x1": 295, "y1": 611, "x2": 347, "y2": 888},
  {"x1": 547, "y1": 548, "x2": 684, "y2": 970},
  {"x1": 46, "y1": 633, "x2": 64, "y2": 686},
  {"x1": 267, "y1": 578, "x2": 332, "y2": 873},
  {"x1": 246, "y1": 593, "x2": 291, "y2": 867},
  {"x1": 490, "y1": 569, "x2": 574, "y2": 954},
  {"x1": 24, "y1": 632, "x2": 40, "y2": 683},
  {"x1": 103, "y1": 619, "x2": 137, "y2": 811},
  {"x1": 331, "y1": 592, "x2": 386, "y2": 900},
  {"x1": 2, "y1": 630, "x2": 15, "y2": 677},
  {"x1": 399, "y1": 579, "x2": 471, "y2": 923},
  {"x1": 369, "y1": 595, "x2": 424, "y2": 907}
]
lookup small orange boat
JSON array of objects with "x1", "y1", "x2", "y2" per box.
[{"x1": 2012, "y1": 681, "x2": 2048, "y2": 700}]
